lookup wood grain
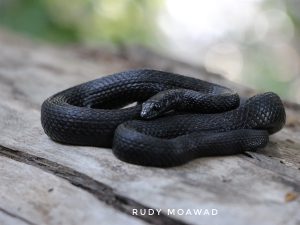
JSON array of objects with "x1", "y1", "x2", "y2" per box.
[
  {"x1": 0, "y1": 29, "x2": 299, "y2": 225},
  {"x1": 0, "y1": 156, "x2": 146, "y2": 225}
]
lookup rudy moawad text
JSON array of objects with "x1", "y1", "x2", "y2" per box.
[{"x1": 132, "y1": 208, "x2": 218, "y2": 216}]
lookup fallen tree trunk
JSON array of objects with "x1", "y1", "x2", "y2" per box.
[{"x1": 0, "y1": 29, "x2": 299, "y2": 225}]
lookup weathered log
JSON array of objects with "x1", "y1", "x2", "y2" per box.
[{"x1": 0, "y1": 29, "x2": 299, "y2": 225}]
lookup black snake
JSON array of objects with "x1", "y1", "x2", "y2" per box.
[{"x1": 41, "y1": 69, "x2": 286, "y2": 167}]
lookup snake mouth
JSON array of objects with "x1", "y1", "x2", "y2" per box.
[
  {"x1": 140, "y1": 102, "x2": 162, "y2": 119},
  {"x1": 140, "y1": 109, "x2": 150, "y2": 118},
  {"x1": 140, "y1": 108, "x2": 157, "y2": 119}
]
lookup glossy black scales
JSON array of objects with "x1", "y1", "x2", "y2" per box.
[{"x1": 41, "y1": 69, "x2": 286, "y2": 167}]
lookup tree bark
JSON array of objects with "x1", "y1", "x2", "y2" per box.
[{"x1": 0, "y1": 29, "x2": 299, "y2": 225}]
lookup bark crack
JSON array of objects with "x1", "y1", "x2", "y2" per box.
[
  {"x1": 0, "y1": 145, "x2": 190, "y2": 225},
  {"x1": 240, "y1": 152, "x2": 300, "y2": 186},
  {"x1": 0, "y1": 207, "x2": 37, "y2": 225}
]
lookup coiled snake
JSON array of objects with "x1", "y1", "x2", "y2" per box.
[{"x1": 41, "y1": 69, "x2": 286, "y2": 167}]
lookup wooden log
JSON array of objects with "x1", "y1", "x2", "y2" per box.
[
  {"x1": 0, "y1": 156, "x2": 146, "y2": 225},
  {"x1": 0, "y1": 29, "x2": 299, "y2": 225}
]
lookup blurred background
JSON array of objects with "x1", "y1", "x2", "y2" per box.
[{"x1": 0, "y1": 0, "x2": 299, "y2": 103}]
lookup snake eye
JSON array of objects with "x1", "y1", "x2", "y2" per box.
[{"x1": 152, "y1": 104, "x2": 160, "y2": 111}]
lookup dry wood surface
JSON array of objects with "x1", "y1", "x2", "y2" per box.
[{"x1": 0, "y1": 30, "x2": 299, "y2": 225}]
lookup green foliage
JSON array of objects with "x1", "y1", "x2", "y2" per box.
[
  {"x1": 242, "y1": 47, "x2": 290, "y2": 97},
  {"x1": 0, "y1": 0, "x2": 162, "y2": 44},
  {"x1": 0, "y1": 0, "x2": 78, "y2": 42},
  {"x1": 0, "y1": 0, "x2": 298, "y2": 101}
]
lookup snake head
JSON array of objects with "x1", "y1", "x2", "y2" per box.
[{"x1": 141, "y1": 101, "x2": 164, "y2": 119}]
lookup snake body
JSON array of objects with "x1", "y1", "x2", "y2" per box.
[{"x1": 41, "y1": 69, "x2": 286, "y2": 167}]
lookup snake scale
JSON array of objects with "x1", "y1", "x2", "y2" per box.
[{"x1": 41, "y1": 69, "x2": 286, "y2": 167}]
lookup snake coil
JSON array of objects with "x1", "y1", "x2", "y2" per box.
[{"x1": 41, "y1": 69, "x2": 286, "y2": 167}]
